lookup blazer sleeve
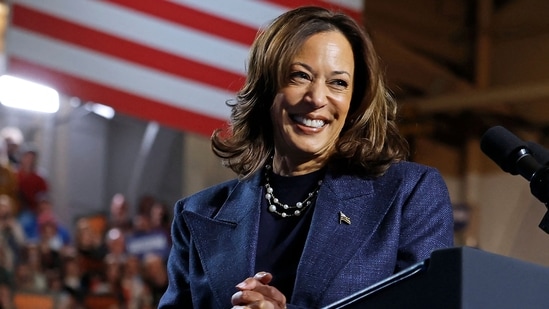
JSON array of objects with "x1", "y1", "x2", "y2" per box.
[{"x1": 395, "y1": 166, "x2": 454, "y2": 272}]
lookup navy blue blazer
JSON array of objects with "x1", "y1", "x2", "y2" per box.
[{"x1": 159, "y1": 161, "x2": 454, "y2": 308}]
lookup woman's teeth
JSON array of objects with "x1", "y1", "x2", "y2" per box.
[{"x1": 293, "y1": 115, "x2": 325, "y2": 128}]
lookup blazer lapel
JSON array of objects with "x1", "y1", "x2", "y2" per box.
[
  {"x1": 183, "y1": 174, "x2": 262, "y2": 307},
  {"x1": 292, "y1": 172, "x2": 399, "y2": 307}
]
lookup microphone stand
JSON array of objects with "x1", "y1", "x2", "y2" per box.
[
  {"x1": 529, "y1": 165, "x2": 549, "y2": 234},
  {"x1": 539, "y1": 210, "x2": 549, "y2": 234}
]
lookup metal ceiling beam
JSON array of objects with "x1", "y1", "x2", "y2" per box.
[{"x1": 401, "y1": 80, "x2": 549, "y2": 114}]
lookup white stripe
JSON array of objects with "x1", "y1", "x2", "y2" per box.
[
  {"x1": 170, "y1": 0, "x2": 288, "y2": 29},
  {"x1": 322, "y1": 0, "x2": 363, "y2": 11},
  {"x1": 6, "y1": 28, "x2": 233, "y2": 120},
  {"x1": 175, "y1": 0, "x2": 362, "y2": 29},
  {"x1": 14, "y1": 0, "x2": 250, "y2": 75}
]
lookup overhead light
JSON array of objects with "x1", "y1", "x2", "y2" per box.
[
  {"x1": 84, "y1": 102, "x2": 115, "y2": 119},
  {"x1": 0, "y1": 75, "x2": 60, "y2": 113}
]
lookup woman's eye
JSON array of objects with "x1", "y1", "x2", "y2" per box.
[
  {"x1": 289, "y1": 71, "x2": 310, "y2": 81},
  {"x1": 332, "y1": 79, "x2": 349, "y2": 88}
]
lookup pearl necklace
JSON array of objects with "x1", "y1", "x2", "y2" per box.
[{"x1": 263, "y1": 162, "x2": 323, "y2": 218}]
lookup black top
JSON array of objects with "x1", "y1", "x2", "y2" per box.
[{"x1": 255, "y1": 169, "x2": 324, "y2": 300}]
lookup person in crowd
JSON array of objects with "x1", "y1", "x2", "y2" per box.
[
  {"x1": 142, "y1": 253, "x2": 168, "y2": 308},
  {"x1": 125, "y1": 213, "x2": 170, "y2": 262},
  {"x1": 36, "y1": 196, "x2": 72, "y2": 248},
  {"x1": 108, "y1": 193, "x2": 133, "y2": 234},
  {"x1": 159, "y1": 6, "x2": 454, "y2": 309},
  {"x1": 104, "y1": 227, "x2": 128, "y2": 265},
  {"x1": 60, "y1": 254, "x2": 84, "y2": 297},
  {"x1": 0, "y1": 195, "x2": 26, "y2": 276},
  {"x1": 92, "y1": 254, "x2": 125, "y2": 302},
  {"x1": 121, "y1": 254, "x2": 152, "y2": 309},
  {"x1": 137, "y1": 195, "x2": 156, "y2": 216},
  {"x1": 0, "y1": 270, "x2": 14, "y2": 309},
  {"x1": 13, "y1": 261, "x2": 35, "y2": 291},
  {"x1": 73, "y1": 217, "x2": 108, "y2": 279},
  {"x1": 17, "y1": 244, "x2": 48, "y2": 292},
  {"x1": 0, "y1": 126, "x2": 24, "y2": 170},
  {"x1": 16, "y1": 143, "x2": 49, "y2": 240},
  {"x1": 0, "y1": 140, "x2": 18, "y2": 212},
  {"x1": 149, "y1": 200, "x2": 172, "y2": 241}
]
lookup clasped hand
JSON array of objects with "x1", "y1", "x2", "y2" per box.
[{"x1": 231, "y1": 272, "x2": 287, "y2": 309}]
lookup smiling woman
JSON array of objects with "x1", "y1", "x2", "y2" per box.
[{"x1": 159, "y1": 5, "x2": 454, "y2": 309}]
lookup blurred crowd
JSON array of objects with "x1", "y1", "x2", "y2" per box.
[{"x1": 0, "y1": 126, "x2": 172, "y2": 309}]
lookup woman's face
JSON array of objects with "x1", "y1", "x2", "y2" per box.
[{"x1": 271, "y1": 30, "x2": 354, "y2": 163}]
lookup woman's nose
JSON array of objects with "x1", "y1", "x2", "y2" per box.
[{"x1": 304, "y1": 81, "x2": 327, "y2": 108}]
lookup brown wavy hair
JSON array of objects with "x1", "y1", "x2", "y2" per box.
[{"x1": 211, "y1": 6, "x2": 409, "y2": 179}]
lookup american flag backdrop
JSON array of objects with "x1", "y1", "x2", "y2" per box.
[{"x1": 5, "y1": 0, "x2": 362, "y2": 136}]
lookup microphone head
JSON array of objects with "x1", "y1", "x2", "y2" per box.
[{"x1": 480, "y1": 126, "x2": 529, "y2": 175}]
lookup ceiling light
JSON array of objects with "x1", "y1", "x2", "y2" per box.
[
  {"x1": 0, "y1": 75, "x2": 60, "y2": 113},
  {"x1": 84, "y1": 102, "x2": 115, "y2": 119}
]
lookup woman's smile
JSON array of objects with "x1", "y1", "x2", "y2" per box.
[{"x1": 290, "y1": 114, "x2": 327, "y2": 130}]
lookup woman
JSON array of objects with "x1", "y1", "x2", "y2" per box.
[{"x1": 159, "y1": 6, "x2": 453, "y2": 309}]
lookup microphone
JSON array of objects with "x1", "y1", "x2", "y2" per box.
[
  {"x1": 526, "y1": 141, "x2": 549, "y2": 166},
  {"x1": 480, "y1": 126, "x2": 543, "y2": 181},
  {"x1": 481, "y1": 126, "x2": 549, "y2": 234}
]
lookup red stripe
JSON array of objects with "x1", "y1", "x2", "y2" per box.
[
  {"x1": 101, "y1": 0, "x2": 258, "y2": 46},
  {"x1": 262, "y1": 0, "x2": 362, "y2": 22},
  {"x1": 11, "y1": 4, "x2": 245, "y2": 93},
  {"x1": 7, "y1": 57, "x2": 227, "y2": 137}
]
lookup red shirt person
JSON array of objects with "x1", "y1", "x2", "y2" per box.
[
  {"x1": 16, "y1": 145, "x2": 48, "y2": 240},
  {"x1": 17, "y1": 146, "x2": 48, "y2": 214}
]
